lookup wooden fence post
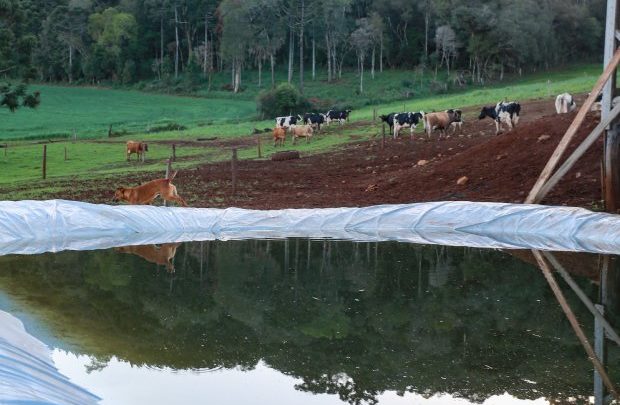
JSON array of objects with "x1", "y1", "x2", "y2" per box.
[
  {"x1": 257, "y1": 134, "x2": 262, "y2": 158},
  {"x1": 64, "y1": 146, "x2": 67, "y2": 161},
  {"x1": 3, "y1": 143, "x2": 7, "y2": 157},
  {"x1": 373, "y1": 108, "x2": 377, "y2": 122},
  {"x1": 73, "y1": 129, "x2": 77, "y2": 143},
  {"x1": 172, "y1": 144, "x2": 176, "y2": 161},
  {"x1": 164, "y1": 158, "x2": 172, "y2": 207},
  {"x1": 231, "y1": 148, "x2": 238, "y2": 196},
  {"x1": 42, "y1": 145, "x2": 47, "y2": 179}
]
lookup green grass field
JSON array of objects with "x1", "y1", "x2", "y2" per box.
[
  {"x1": 0, "y1": 85, "x2": 256, "y2": 140},
  {"x1": 0, "y1": 63, "x2": 604, "y2": 198}
]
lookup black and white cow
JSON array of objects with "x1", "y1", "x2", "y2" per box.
[
  {"x1": 303, "y1": 113, "x2": 326, "y2": 131},
  {"x1": 379, "y1": 113, "x2": 396, "y2": 133},
  {"x1": 275, "y1": 115, "x2": 302, "y2": 129},
  {"x1": 325, "y1": 110, "x2": 352, "y2": 125},
  {"x1": 555, "y1": 93, "x2": 576, "y2": 114},
  {"x1": 393, "y1": 111, "x2": 425, "y2": 139},
  {"x1": 478, "y1": 101, "x2": 520, "y2": 134}
]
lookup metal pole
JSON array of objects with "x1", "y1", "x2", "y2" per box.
[{"x1": 603, "y1": 0, "x2": 620, "y2": 212}]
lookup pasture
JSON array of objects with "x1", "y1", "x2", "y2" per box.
[
  {"x1": 0, "y1": 64, "x2": 603, "y2": 200},
  {"x1": 0, "y1": 85, "x2": 256, "y2": 140}
]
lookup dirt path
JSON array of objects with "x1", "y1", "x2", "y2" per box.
[{"x1": 27, "y1": 95, "x2": 606, "y2": 211}]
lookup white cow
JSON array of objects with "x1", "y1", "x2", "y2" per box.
[{"x1": 555, "y1": 93, "x2": 577, "y2": 114}]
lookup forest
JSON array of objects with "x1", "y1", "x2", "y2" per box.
[{"x1": 0, "y1": 0, "x2": 606, "y2": 94}]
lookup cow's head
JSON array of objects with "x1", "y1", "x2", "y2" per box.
[
  {"x1": 142, "y1": 143, "x2": 149, "y2": 152},
  {"x1": 379, "y1": 114, "x2": 389, "y2": 123},
  {"x1": 478, "y1": 106, "x2": 496, "y2": 120}
]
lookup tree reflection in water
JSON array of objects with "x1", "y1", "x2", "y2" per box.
[{"x1": 0, "y1": 240, "x2": 618, "y2": 404}]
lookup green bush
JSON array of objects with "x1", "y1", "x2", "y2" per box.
[{"x1": 256, "y1": 83, "x2": 310, "y2": 119}]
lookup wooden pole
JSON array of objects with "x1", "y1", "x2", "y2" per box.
[
  {"x1": 164, "y1": 158, "x2": 172, "y2": 207},
  {"x1": 172, "y1": 144, "x2": 176, "y2": 161},
  {"x1": 373, "y1": 108, "x2": 377, "y2": 122},
  {"x1": 526, "y1": 47, "x2": 620, "y2": 204},
  {"x1": 231, "y1": 148, "x2": 238, "y2": 196},
  {"x1": 604, "y1": 125, "x2": 620, "y2": 212},
  {"x1": 532, "y1": 250, "x2": 620, "y2": 401},
  {"x1": 257, "y1": 134, "x2": 262, "y2": 158},
  {"x1": 534, "y1": 101, "x2": 620, "y2": 202},
  {"x1": 64, "y1": 146, "x2": 67, "y2": 161},
  {"x1": 42, "y1": 145, "x2": 47, "y2": 179},
  {"x1": 542, "y1": 251, "x2": 620, "y2": 346}
]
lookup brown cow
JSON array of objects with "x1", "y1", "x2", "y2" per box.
[
  {"x1": 126, "y1": 141, "x2": 148, "y2": 162},
  {"x1": 424, "y1": 110, "x2": 461, "y2": 139},
  {"x1": 273, "y1": 127, "x2": 286, "y2": 147},
  {"x1": 116, "y1": 243, "x2": 182, "y2": 273},
  {"x1": 291, "y1": 125, "x2": 313, "y2": 144}
]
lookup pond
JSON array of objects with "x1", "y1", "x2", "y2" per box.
[{"x1": 0, "y1": 240, "x2": 618, "y2": 404}]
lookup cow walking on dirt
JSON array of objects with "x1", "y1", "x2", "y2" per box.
[{"x1": 478, "y1": 101, "x2": 520, "y2": 134}]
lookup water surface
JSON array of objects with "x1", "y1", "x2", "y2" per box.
[{"x1": 0, "y1": 240, "x2": 617, "y2": 404}]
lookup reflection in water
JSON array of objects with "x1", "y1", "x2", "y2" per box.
[
  {"x1": 0, "y1": 241, "x2": 618, "y2": 404},
  {"x1": 115, "y1": 243, "x2": 182, "y2": 273}
]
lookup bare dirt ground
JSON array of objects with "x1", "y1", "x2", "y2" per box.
[{"x1": 34, "y1": 95, "x2": 605, "y2": 211}]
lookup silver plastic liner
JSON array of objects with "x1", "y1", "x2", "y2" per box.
[
  {"x1": 0, "y1": 200, "x2": 619, "y2": 255},
  {"x1": 0, "y1": 310, "x2": 100, "y2": 404}
]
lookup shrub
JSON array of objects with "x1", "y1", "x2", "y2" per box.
[
  {"x1": 256, "y1": 83, "x2": 310, "y2": 118},
  {"x1": 147, "y1": 120, "x2": 187, "y2": 133}
]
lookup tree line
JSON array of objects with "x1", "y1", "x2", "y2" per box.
[{"x1": 0, "y1": 0, "x2": 605, "y2": 94}]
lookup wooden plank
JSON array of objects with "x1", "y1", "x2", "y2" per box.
[
  {"x1": 534, "y1": 102, "x2": 620, "y2": 202},
  {"x1": 542, "y1": 251, "x2": 620, "y2": 346},
  {"x1": 525, "y1": 47, "x2": 620, "y2": 204},
  {"x1": 532, "y1": 250, "x2": 620, "y2": 402}
]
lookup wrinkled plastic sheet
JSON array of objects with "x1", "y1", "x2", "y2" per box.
[
  {"x1": 0, "y1": 200, "x2": 619, "y2": 255},
  {"x1": 0, "y1": 309, "x2": 100, "y2": 404}
]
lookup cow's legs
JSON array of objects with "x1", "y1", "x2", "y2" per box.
[
  {"x1": 393, "y1": 125, "x2": 399, "y2": 139},
  {"x1": 495, "y1": 121, "x2": 500, "y2": 135}
]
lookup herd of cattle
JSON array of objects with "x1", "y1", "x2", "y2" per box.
[
  {"x1": 270, "y1": 91, "x2": 595, "y2": 146},
  {"x1": 273, "y1": 110, "x2": 352, "y2": 145},
  {"x1": 126, "y1": 92, "x2": 587, "y2": 161},
  {"x1": 271, "y1": 100, "x2": 526, "y2": 147}
]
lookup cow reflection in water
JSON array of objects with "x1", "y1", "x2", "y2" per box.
[{"x1": 116, "y1": 243, "x2": 181, "y2": 273}]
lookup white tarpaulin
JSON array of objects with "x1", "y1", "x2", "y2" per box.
[
  {"x1": 0, "y1": 310, "x2": 100, "y2": 404},
  {"x1": 0, "y1": 199, "x2": 619, "y2": 255}
]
